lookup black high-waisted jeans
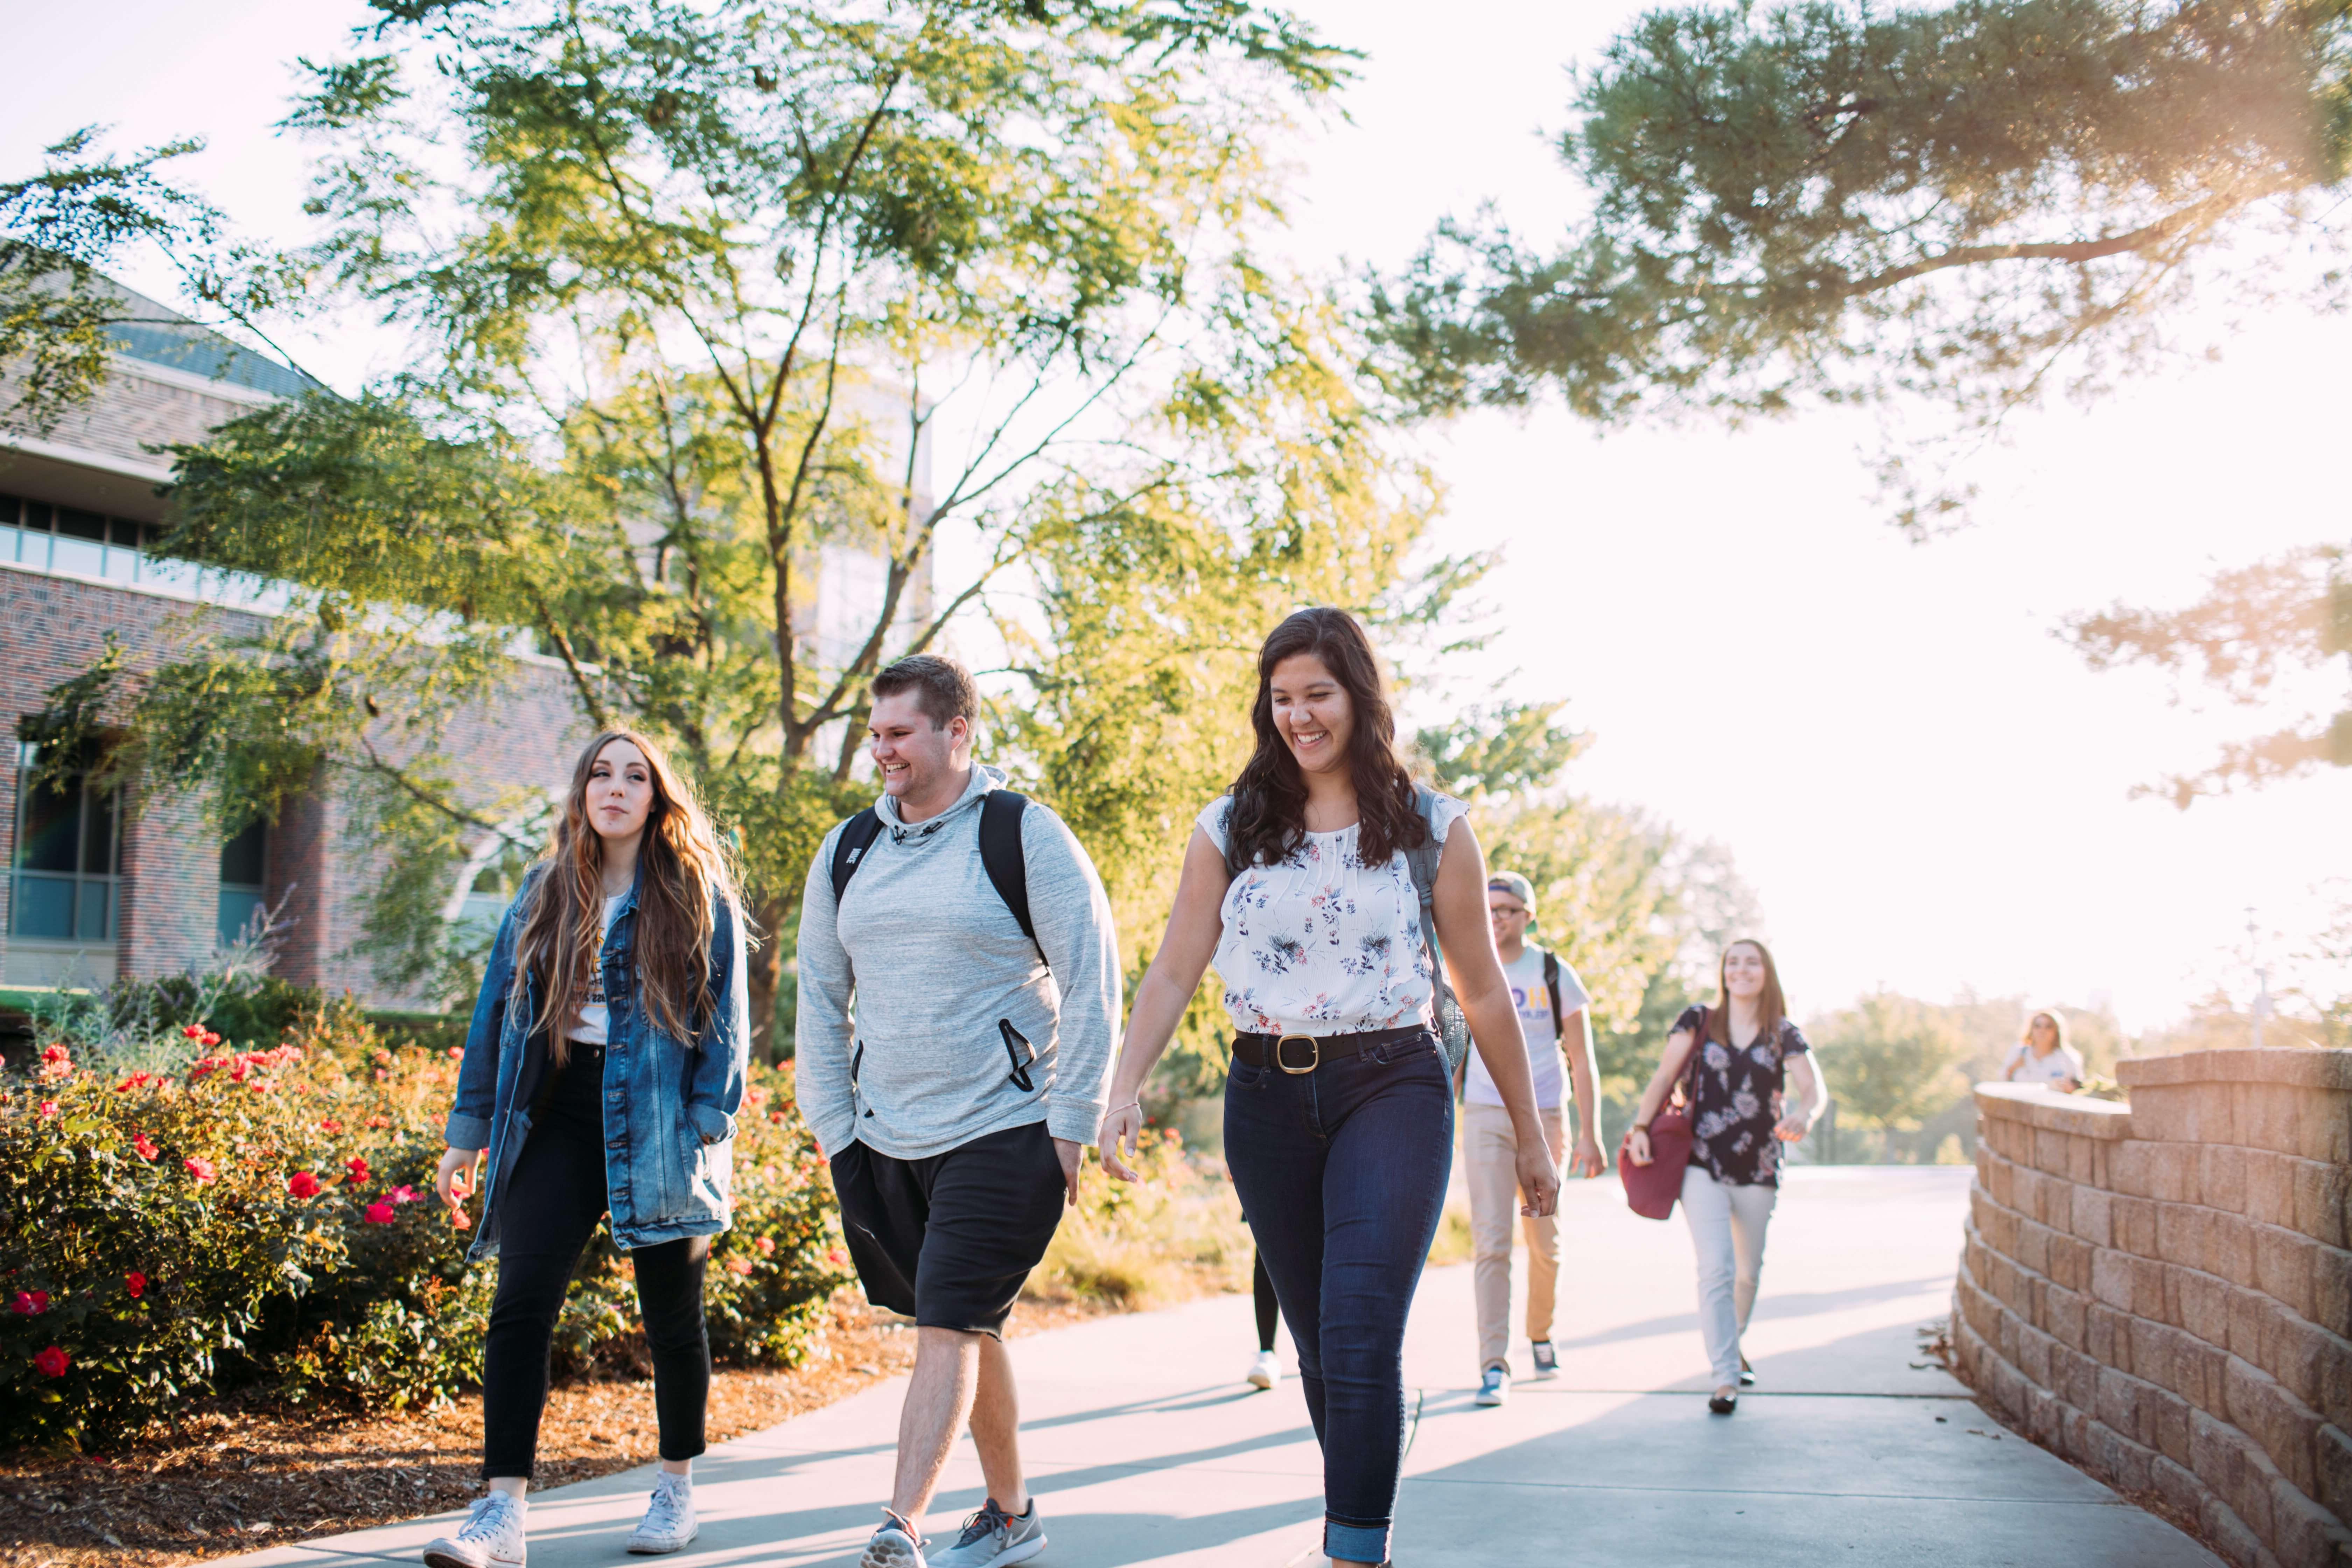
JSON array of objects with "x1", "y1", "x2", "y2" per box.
[
  {"x1": 479, "y1": 1043, "x2": 711, "y2": 1479},
  {"x1": 1223, "y1": 1028, "x2": 1453, "y2": 1566}
]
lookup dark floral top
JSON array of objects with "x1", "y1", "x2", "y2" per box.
[{"x1": 1677, "y1": 1005, "x2": 1811, "y2": 1188}]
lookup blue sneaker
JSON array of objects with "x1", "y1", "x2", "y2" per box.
[{"x1": 1475, "y1": 1364, "x2": 1510, "y2": 1407}]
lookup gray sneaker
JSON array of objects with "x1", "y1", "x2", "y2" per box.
[
  {"x1": 1530, "y1": 1340, "x2": 1559, "y2": 1379},
  {"x1": 422, "y1": 1493, "x2": 526, "y2": 1568},
  {"x1": 1475, "y1": 1364, "x2": 1510, "y2": 1407},
  {"x1": 625, "y1": 1472, "x2": 696, "y2": 1554},
  {"x1": 860, "y1": 1513, "x2": 928, "y2": 1568},
  {"x1": 930, "y1": 1498, "x2": 1046, "y2": 1567}
]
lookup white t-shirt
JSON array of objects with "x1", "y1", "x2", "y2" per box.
[
  {"x1": 2004, "y1": 1040, "x2": 2086, "y2": 1088},
  {"x1": 567, "y1": 894, "x2": 630, "y2": 1044},
  {"x1": 1465, "y1": 945, "x2": 1590, "y2": 1110},
  {"x1": 1196, "y1": 793, "x2": 1469, "y2": 1037}
]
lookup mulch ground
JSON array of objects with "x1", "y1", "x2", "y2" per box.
[{"x1": 0, "y1": 1294, "x2": 1116, "y2": 1568}]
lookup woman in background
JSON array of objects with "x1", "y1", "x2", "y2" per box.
[
  {"x1": 2003, "y1": 1009, "x2": 2085, "y2": 1092},
  {"x1": 1624, "y1": 939, "x2": 1825, "y2": 1415},
  {"x1": 427, "y1": 730, "x2": 749, "y2": 1568}
]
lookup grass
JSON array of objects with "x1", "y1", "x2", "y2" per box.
[{"x1": 1027, "y1": 1128, "x2": 1251, "y2": 1310}]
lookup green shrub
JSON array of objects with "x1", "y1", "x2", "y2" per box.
[{"x1": 3, "y1": 1002, "x2": 849, "y2": 1451}]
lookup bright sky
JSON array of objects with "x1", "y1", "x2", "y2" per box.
[{"x1": 7, "y1": 0, "x2": 2343, "y2": 1030}]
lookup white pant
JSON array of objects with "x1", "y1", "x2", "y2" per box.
[{"x1": 1681, "y1": 1165, "x2": 1776, "y2": 1388}]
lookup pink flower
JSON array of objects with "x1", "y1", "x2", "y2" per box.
[
  {"x1": 131, "y1": 1133, "x2": 159, "y2": 1162},
  {"x1": 826, "y1": 1247, "x2": 848, "y2": 1268},
  {"x1": 746, "y1": 1085, "x2": 769, "y2": 1107},
  {"x1": 451, "y1": 1209, "x2": 472, "y2": 1231},
  {"x1": 726, "y1": 1256, "x2": 753, "y2": 1276},
  {"x1": 32, "y1": 1346, "x2": 69, "y2": 1378},
  {"x1": 363, "y1": 1200, "x2": 397, "y2": 1225},
  {"x1": 125, "y1": 1272, "x2": 147, "y2": 1299},
  {"x1": 754, "y1": 1236, "x2": 775, "y2": 1256},
  {"x1": 388, "y1": 1185, "x2": 422, "y2": 1205},
  {"x1": 184, "y1": 1156, "x2": 217, "y2": 1185},
  {"x1": 288, "y1": 1171, "x2": 323, "y2": 1199},
  {"x1": 43, "y1": 1044, "x2": 71, "y2": 1065},
  {"x1": 11, "y1": 1290, "x2": 50, "y2": 1316},
  {"x1": 37, "y1": 1101, "x2": 59, "y2": 1120},
  {"x1": 345, "y1": 1156, "x2": 371, "y2": 1184},
  {"x1": 366, "y1": 1115, "x2": 392, "y2": 1129}
]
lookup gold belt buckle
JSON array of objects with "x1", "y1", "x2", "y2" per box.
[{"x1": 1275, "y1": 1033, "x2": 1319, "y2": 1074}]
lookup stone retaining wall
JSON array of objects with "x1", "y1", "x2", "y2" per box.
[{"x1": 1953, "y1": 1049, "x2": 2352, "y2": 1568}]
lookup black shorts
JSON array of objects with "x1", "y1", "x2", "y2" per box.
[{"x1": 830, "y1": 1119, "x2": 1068, "y2": 1338}]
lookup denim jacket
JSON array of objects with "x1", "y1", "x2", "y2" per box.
[{"x1": 446, "y1": 865, "x2": 750, "y2": 1260}]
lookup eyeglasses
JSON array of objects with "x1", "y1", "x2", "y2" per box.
[{"x1": 1488, "y1": 904, "x2": 1529, "y2": 918}]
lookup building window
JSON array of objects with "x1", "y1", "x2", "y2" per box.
[
  {"x1": 10, "y1": 740, "x2": 121, "y2": 944},
  {"x1": 218, "y1": 816, "x2": 269, "y2": 946},
  {"x1": 0, "y1": 492, "x2": 165, "y2": 582}
]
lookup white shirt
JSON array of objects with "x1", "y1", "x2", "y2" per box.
[
  {"x1": 1197, "y1": 792, "x2": 1468, "y2": 1037},
  {"x1": 567, "y1": 894, "x2": 630, "y2": 1044},
  {"x1": 2004, "y1": 1040, "x2": 2086, "y2": 1088},
  {"x1": 1465, "y1": 944, "x2": 1589, "y2": 1110}
]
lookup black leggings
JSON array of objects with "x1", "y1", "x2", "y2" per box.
[
  {"x1": 480, "y1": 1045, "x2": 711, "y2": 1479},
  {"x1": 1253, "y1": 1247, "x2": 1280, "y2": 1354}
]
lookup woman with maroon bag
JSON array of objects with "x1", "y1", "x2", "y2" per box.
[{"x1": 1622, "y1": 939, "x2": 1826, "y2": 1414}]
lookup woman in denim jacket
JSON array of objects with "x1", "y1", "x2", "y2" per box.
[{"x1": 427, "y1": 730, "x2": 749, "y2": 1568}]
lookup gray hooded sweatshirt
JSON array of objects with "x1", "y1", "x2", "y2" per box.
[{"x1": 793, "y1": 764, "x2": 1121, "y2": 1161}]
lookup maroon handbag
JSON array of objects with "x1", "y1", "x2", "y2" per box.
[{"x1": 1618, "y1": 1008, "x2": 1703, "y2": 1220}]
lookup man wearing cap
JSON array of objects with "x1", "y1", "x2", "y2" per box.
[{"x1": 1467, "y1": 872, "x2": 1606, "y2": 1407}]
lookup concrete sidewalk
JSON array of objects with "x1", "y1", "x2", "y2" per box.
[{"x1": 212, "y1": 1168, "x2": 2218, "y2": 1568}]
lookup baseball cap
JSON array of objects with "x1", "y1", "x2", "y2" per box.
[{"x1": 1486, "y1": 871, "x2": 1537, "y2": 915}]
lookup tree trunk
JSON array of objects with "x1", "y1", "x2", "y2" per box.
[{"x1": 747, "y1": 891, "x2": 790, "y2": 1064}]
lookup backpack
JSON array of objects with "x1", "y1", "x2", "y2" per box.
[
  {"x1": 1402, "y1": 785, "x2": 1472, "y2": 1074},
  {"x1": 827, "y1": 789, "x2": 1040, "y2": 961},
  {"x1": 1542, "y1": 949, "x2": 1566, "y2": 1041}
]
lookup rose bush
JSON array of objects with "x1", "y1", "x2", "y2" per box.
[{"x1": 3, "y1": 1001, "x2": 847, "y2": 1451}]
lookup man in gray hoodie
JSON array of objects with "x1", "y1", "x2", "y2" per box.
[{"x1": 795, "y1": 653, "x2": 1120, "y2": 1568}]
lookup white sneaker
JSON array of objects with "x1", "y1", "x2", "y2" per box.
[
  {"x1": 1475, "y1": 1365, "x2": 1510, "y2": 1407},
  {"x1": 930, "y1": 1498, "x2": 1046, "y2": 1567},
  {"x1": 1246, "y1": 1350, "x2": 1280, "y2": 1390},
  {"x1": 625, "y1": 1471, "x2": 697, "y2": 1554},
  {"x1": 861, "y1": 1512, "x2": 928, "y2": 1568},
  {"x1": 423, "y1": 1493, "x2": 526, "y2": 1568}
]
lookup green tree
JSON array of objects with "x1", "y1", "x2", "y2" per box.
[
  {"x1": 1815, "y1": 991, "x2": 1972, "y2": 1132},
  {"x1": 1371, "y1": 0, "x2": 2350, "y2": 528},
  {"x1": 57, "y1": 0, "x2": 1378, "y2": 1045},
  {"x1": 2067, "y1": 543, "x2": 2352, "y2": 803}
]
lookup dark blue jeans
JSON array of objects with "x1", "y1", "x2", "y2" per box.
[{"x1": 1224, "y1": 1030, "x2": 1453, "y2": 1565}]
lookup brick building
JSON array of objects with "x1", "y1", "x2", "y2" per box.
[{"x1": 2, "y1": 281, "x2": 927, "y2": 1008}]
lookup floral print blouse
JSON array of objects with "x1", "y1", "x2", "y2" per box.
[
  {"x1": 1197, "y1": 793, "x2": 1468, "y2": 1037},
  {"x1": 1679, "y1": 1004, "x2": 1812, "y2": 1188}
]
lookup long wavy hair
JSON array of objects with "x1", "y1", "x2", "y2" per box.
[
  {"x1": 512, "y1": 730, "x2": 741, "y2": 1065},
  {"x1": 1224, "y1": 607, "x2": 1425, "y2": 873},
  {"x1": 1709, "y1": 938, "x2": 1788, "y2": 1046}
]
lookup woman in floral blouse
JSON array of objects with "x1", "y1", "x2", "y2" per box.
[
  {"x1": 1098, "y1": 607, "x2": 1559, "y2": 1568},
  {"x1": 1624, "y1": 939, "x2": 1827, "y2": 1413}
]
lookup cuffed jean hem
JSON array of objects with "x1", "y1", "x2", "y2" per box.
[{"x1": 1325, "y1": 1518, "x2": 1389, "y2": 1563}]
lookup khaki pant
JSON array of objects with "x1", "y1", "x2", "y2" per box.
[{"x1": 1464, "y1": 1100, "x2": 1565, "y2": 1372}]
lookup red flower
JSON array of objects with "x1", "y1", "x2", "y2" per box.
[
  {"x1": 227, "y1": 1059, "x2": 253, "y2": 1083},
  {"x1": 447, "y1": 1046, "x2": 464, "y2": 1060},
  {"x1": 345, "y1": 1156, "x2": 371, "y2": 1184},
  {"x1": 202, "y1": 1031, "x2": 222, "y2": 1046},
  {"x1": 131, "y1": 1133, "x2": 159, "y2": 1162},
  {"x1": 188, "y1": 1058, "x2": 219, "y2": 1082},
  {"x1": 37, "y1": 1101, "x2": 59, "y2": 1119},
  {"x1": 32, "y1": 1346, "x2": 68, "y2": 1378},
  {"x1": 42, "y1": 1044, "x2": 71, "y2": 1065},
  {"x1": 11, "y1": 1290, "x2": 49, "y2": 1315},
  {"x1": 451, "y1": 1209, "x2": 472, "y2": 1231},
  {"x1": 826, "y1": 1247, "x2": 848, "y2": 1268},
  {"x1": 125, "y1": 1272, "x2": 147, "y2": 1299},
  {"x1": 363, "y1": 1200, "x2": 397, "y2": 1225},
  {"x1": 113, "y1": 1071, "x2": 153, "y2": 1093},
  {"x1": 366, "y1": 1115, "x2": 392, "y2": 1129},
  {"x1": 754, "y1": 1236, "x2": 776, "y2": 1256},
  {"x1": 726, "y1": 1256, "x2": 754, "y2": 1276},
  {"x1": 746, "y1": 1085, "x2": 769, "y2": 1107},
  {"x1": 182, "y1": 1025, "x2": 206, "y2": 1040},
  {"x1": 318, "y1": 1119, "x2": 343, "y2": 1134},
  {"x1": 184, "y1": 1157, "x2": 217, "y2": 1185},
  {"x1": 288, "y1": 1171, "x2": 323, "y2": 1199}
]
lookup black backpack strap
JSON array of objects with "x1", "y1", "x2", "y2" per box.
[
  {"x1": 979, "y1": 789, "x2": 1038, "y2": 957},
  {"x1": 1543, "y1": 948, "x2": 1564, "y2": 1041},
  {"x1": 829, "y1": 808, "x2": 886, "y2": 905}
]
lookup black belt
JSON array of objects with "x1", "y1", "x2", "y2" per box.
[{"x1": 1231, "y1": 1023, "x2": 1433, "y2": 1075}]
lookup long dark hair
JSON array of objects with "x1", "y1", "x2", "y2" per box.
[
  {"x1": 512, "y1": 730, "x2": 742, "y2": 1065},
  {"x1": 1224, "y1": 607, "x2": 1425, "y2": 872}
]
